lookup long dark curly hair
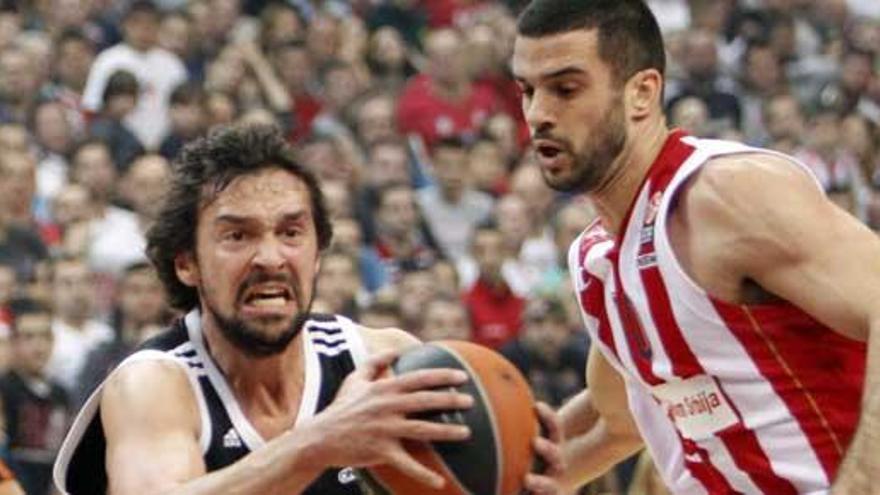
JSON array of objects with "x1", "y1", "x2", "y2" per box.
[{"x1": 146, "y1": 124, "x2": 333, "y2": 311}]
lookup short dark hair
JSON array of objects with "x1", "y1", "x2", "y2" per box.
[
  {"x1": 8, "y1": 298, "x2": 52, "y2": 336},
  {"x1": 103, "y1": 70, "x2": 139, "y2": 103},
  {"x1": 124, "y1": 0, "x2": 159, "y2": 20},
  {"x1": 55, "y1": 28, "x2": 94, "y2": 51},
  {"x1": 432, "y1": 136, "x2": 469, "y2": 154},
  {"x1": 169, "y1": 82, "x2": 206, "y2": 107},
  {"x1": 517, "y1": 0, "x2": 666, "y2": 83},
  {"x1": 146, "y1": 124, "x2": 333, "y2": 311}
]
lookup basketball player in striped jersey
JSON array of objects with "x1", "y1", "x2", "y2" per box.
[
  {"x1": 512, "y1": 1, "x2": 880, "y2": 494},
  {"x1": 53, "y1": 125, "x2": 563, "y2": 494}
]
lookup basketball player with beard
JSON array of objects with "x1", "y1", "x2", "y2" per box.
[
  {"x1": 512, "y1": 1, "x2": 880, "y2": 494},
  {"x1": 53, "y1": 125, "x2": 562, "y2": 494}
]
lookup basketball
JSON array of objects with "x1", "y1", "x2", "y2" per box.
[{"x1": 359, "y1": 340, "x2": 539, "y2": 495}]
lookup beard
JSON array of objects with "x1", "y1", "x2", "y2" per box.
[
  {"x1": 201, "y1": 272, "x2": 315, "y2": 358},
  {"x1": 537, "y1": 95, "x2": 628, "y2": 193}
]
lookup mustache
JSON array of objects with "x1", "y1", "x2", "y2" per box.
[
  {"x1": 531, "y1": 130, "x2": 573, "y2": 151},
  {"x1": 235, "y1": 271, "x2": 301, "y2": 304}
]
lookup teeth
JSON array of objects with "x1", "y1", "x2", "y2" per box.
[{"x1": 250, "y1": 296, "x2": 287, "y2": 307}]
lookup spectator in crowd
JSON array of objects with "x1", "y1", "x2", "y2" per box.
[
  {"x1": 469, "y1": 135, "x2": 511, "y2": 196},
  {"x1": 73, "y1": 262, "x2": 168, "y2": 408},
  {"x1": 31, "y1": 100, "x2": 76, "y2": 207},
  {"x1": 314, "y1": 248, "x2": 364, "y2": 320},
  {"x1": 395, "y1": 266, "x2": 440, "y2": 334},
  {"x1": 397, "y1": 27, "x2": 501, "y2": 148},
  {"x1": 51, "y1": 183, "x2": 92, "y2": 260},
  {"x1": 762, "y1": 92, "x2": 807, "y2": 154},
  {"x1": 69, "y1": 139, "x2": 146, "y2": 276},
  {"x1": 358, "y1": 298, "x2": 403, "y2": 330},
  {"x1": 365, "y1": 26, "x2": 416, "y2": 92},
  {"x1": 463, "y1": 222, "x2": 524, "y2": 349},
  {"x1": 356, "y1": 137, "x2": 414, "y2": 243},
  {"x1": 509, "y1": 162, "x2": 559, "y2": 279},
  {"x1": 0, "y1": 153, "x2": 49, "y2": 284},
  {"x1": 418, "y1": 136, "x2": 494, "y2": 262},
  {"x1": 368, "y1": 183, "x2": 443, "y2": 284},
  {"x1": 738, "y1": 41, "x2": 789, "y2": 144},
  {"x1": 159, "y1": 82, "x2": 208, "y2": 160},
  {"x1": 118, "y1": 153, "x2": 172, "y2": 232},
  {"x1": 45, "y1": 256, "x2": 113, "y2": 394},
  {"x1": 41, "y1": 28, "x2": 95, "y2": 136},
  {"x1": 350, "y1": 90, "x2": 398, "y2": 151},
  {"x1": 795, "y1": 105, "x2": 862, "y2": 212},
  {"x1": 666, "y1": 28, "x2": 741, "y2": 134},
  {"x1": 421, "y1": 294, "x2": 471, "y2": 341},
  {"x1": 0, "y1": 299, "x2": 70, "y2": 495},
  {"x1": 501, "y1": 296, "x2": 587, "y2": 407},
  {"x1": 158, "y1": 10, "x2": 203, "y2": 81},
  {"x1": 81, "y1": 0, "x2": 187, "y2": 149},
  {"x1": 88, "y1": 70, "x2": 146, "y2": 170},
  {"x1": 271, "y1": 40, "x2": 322, "y2": 142},
  {"x1": 0, "y1": 45, "x2": 41, "y2": 125}
]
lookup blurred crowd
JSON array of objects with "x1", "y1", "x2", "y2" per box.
[{"x1": 0, "y1": 0, "x2": 877, "y2": 493}]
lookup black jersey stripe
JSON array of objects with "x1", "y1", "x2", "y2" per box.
[{"x1": 308, "y1": 325, "x2": 344, "y2": 336}]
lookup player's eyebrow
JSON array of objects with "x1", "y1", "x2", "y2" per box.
[{"x1": 515, "y1": 65, "x2": 589, "y2": 85}]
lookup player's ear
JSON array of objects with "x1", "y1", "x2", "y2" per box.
[
  {"x1": 627, "y1": 69, "x2": 663, "y2": 120},
  {"x1": 175, "y1": 251, "x2": 199, "y2": 287}
]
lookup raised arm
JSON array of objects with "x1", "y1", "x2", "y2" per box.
[
  {"x1": 679, "y1": 153, "x2": 880, "y2": 493},
  {"x1": 558, "y1": 346, "x2": 643, "y2": 493}
]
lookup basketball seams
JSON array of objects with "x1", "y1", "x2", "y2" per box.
[{"x1": 436, "y1": 343, "x2": 502, "y2": 495}]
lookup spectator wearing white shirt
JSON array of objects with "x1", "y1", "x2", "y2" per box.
[
  {"x1": 81, "y1": 1, "x2": 187, "y2": 149},
  {"x1": 45, "y1": 256, "x2": 113, "y2": 394},
  {"x1": 69, "y1": 139, "x2": 146, "y2": 277}
]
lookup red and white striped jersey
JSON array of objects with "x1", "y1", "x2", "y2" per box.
[{"x1": 569, "y1": 131, "x2": 866, "y2": 494}]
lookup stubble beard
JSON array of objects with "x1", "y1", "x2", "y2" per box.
[
  {"x1": 201, "y1": 275, "x2": 315, "y2": 358},
  {"x1": 541, "y1": 97, "x2": 628, "y2": 194}
]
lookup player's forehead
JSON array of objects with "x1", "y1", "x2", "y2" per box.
[
  {"x1": 512, "y1": 29, "x2": 603, "y2": 83},
  {"x1": 201, "y1": 167, "x2": 314, "y2": 224}
]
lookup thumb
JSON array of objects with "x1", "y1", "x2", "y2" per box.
[{"x1": 357, "y1": 350, "x2": 400, "y2": 380}]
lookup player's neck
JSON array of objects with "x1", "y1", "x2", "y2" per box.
[
  {"x1": 203, "y1": 320, "x2": 306, "y2": 409},
  {"x1": 590, "y1": 120, "x2": 670, "y2": 236}
]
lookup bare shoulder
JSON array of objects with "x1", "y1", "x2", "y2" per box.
[
  {"x1": 356, "y1": 325, "x2": 422, "y2": 356},
  {"x1": 680, "y1": 151, "x2": 822, "y2": 219},
  {"x1": 102, "y1": 358, "x2": 200, "y2": 436}
]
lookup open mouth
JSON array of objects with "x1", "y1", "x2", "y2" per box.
[
  {"x1": 535, "y1": 140, "x2": 565, "y2": 159},
  {"x1": 242, "y1": 285, "x2": 293, "y2": 308}
]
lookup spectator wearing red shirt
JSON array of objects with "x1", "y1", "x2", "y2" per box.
[
  {"x1": 271, "y1": 40, "x2": 323, "y2": 142},
  {"x1": 397, "y1": 28, "x2": 499, "y2": 149},
  {"x1": 463, "y1": 223, "x2": 524, "y2": 349}
]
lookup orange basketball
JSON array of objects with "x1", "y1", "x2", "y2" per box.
[{"x1": 360, "y1": 340, "x2": 539, "y2": 495}]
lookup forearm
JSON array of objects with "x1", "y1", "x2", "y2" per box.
[
  {"x1": 247, "y1": 56, "x2": 291, "y2": 112},
  {"x1": 833, "y1": 319, "x2": 880, "y2": 493},
  {"x1": 112, "y1": 428, "x2": 326, "y2": 495},
  {"x1": 558, "y1": 390, "x2": 643, "y2": 493}
]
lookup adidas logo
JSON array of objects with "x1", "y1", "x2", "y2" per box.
[{"x1": 223, "y1": 428, "x2": 242, "y2": 448}]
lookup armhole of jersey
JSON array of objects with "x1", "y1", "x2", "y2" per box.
[
  {"x1": 655, "y1": 143, "x2": 826, "y2": 298},
  {"x1": 337, "y1": 315, "x2": 368, "y2": 368},
  {"x1": 53, "y1": 349, "x2": 212, "y2": 493},
  {"x1": 567, "y1": 230, "x2": 586, "y2": 291},
  {"x1": 118, "y1": 350, "x2": 213, "y2": 455}
]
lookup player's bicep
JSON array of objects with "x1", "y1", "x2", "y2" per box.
[{"x1": 101, "y1": 360, "x2": 205, "y2": 495}]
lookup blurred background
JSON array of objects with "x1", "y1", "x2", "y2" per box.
[{"x1": 0, "y1": 0, "x2": 877, "y2": 493}]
